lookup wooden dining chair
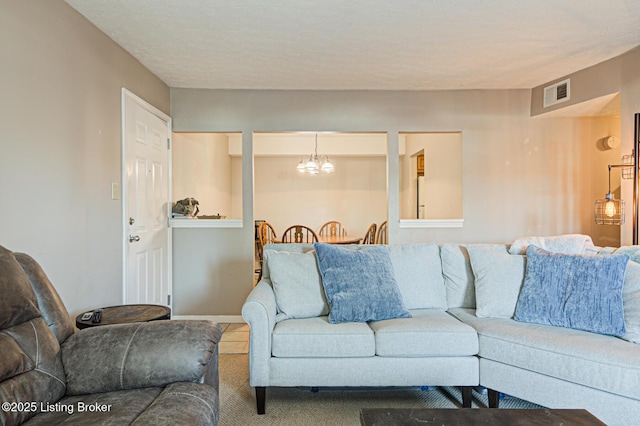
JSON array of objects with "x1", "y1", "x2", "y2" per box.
[
  {"x1": 281, "y1": 225, "x2": 319, "y2": 243},
  {"x1": 318, "y1": 221, "x2": 347, "y2": 237},
  {"x1": 259, "y1": 222, "x2": 277, "y2": 247},
  {"x1": 256, "y1": 222, "x2": 277, "y2": 281},
  {"x1": 362, "y1": 223, "x2": 377, "y2": 244},
  {"x1": 375, "y1": 220, "x2": 388, "y2": 244}
]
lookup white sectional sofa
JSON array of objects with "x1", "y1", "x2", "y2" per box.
[
  {"x1": 241, "y1": 236, "x2": 640, "y2": 425},
  {"x1": 440, "y1": 241, "x2": 640, "y2": 426}
]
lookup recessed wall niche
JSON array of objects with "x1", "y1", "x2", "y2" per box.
[
  {"x1": 172, "y1": 132, "x2": 242, "y2": 221},
  {"x1": 399, "y1": 132, "x2": 463, "y2": 221}
]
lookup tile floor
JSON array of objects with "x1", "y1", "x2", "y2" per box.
[{"x1": 218, "y1": 323, "x2": 249, "y2": 354}]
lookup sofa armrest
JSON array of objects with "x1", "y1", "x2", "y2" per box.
[
  {"x1": 241, "y1": 280, "x2": 277, "y2": 386},
  {"x1": 61, "y1": 320, "x2": 222, "y2": 395}
]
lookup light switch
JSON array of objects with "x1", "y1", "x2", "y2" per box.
[{"x1": 111, "y1": 182, "x2": 120, "y2": 200}]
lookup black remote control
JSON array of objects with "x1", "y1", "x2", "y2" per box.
[{"x1": 91, "y1": 309, "x2": 103, "y2": 323}]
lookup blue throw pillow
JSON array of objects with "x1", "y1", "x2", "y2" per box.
[
  {"x1": 514, "y1": 246, "x2": 628, "y2": 336},
  {"x1": 314, "y1": 243, "x2": 411, "y2": 324}
]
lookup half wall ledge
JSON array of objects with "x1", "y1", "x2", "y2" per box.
[{"x1": 399, "y1": 219, "x2": 464, "y2": 228}]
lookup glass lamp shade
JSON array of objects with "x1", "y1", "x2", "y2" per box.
[
  {"x1": 296, "y1": 159, "x2": 306, "y2": 173},
  {"x1": 594, "y1": 195, "x2": 625, "y2": 225},
  {"x1": 320, "y1": 157, "x2": 334, "y2": 173},
  {"x1": 303, "y1": 155, "x2": 317, "y2": 172}
]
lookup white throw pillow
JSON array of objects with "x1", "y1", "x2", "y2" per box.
[
  {"x1": 440, "y1": 243, "x2": 509, "y2": 309},
  {"x1": 261, "y1": 243, "x2": 314, "y2": 280},
  {"x1": 621, "y1": 261, "x2": 640, "y2": 344},
  {"x1": 508, "y1": 234, "x2": 595, "y2": 255},
  {"x1": 467, "y1": 246, "x2": 525, "y2": 318},
  {"x1": 440, "y1": 244, "x2": 475, "y2": 309},
  {"x1": 265, "y1": 250, "x2": 329, "y2": 322},
  {"x1": 386, "y1": 243, "x2": 448, "y2": 310}
]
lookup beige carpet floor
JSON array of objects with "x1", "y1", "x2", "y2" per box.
[{"x1": 219, "y1": 354, "x2": 543, "y2": 425}]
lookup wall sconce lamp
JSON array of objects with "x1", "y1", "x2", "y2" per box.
[
  {"x1": 594, "y1": 164, "x2": 626, "y2": 225},
  {"x1": 594, "y1": 113, "x2": 640, "y2": 245}
]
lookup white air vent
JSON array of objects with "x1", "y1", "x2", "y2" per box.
[{"x1": 543, "y1": 78, "x2": 570, "y2": 108}]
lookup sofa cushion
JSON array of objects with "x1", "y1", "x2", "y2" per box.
[
  {"x1": 127, "y1": 382, "x2": 219, "y2": 425},
  {"x1": 450, "y1": 307, "x2": 640, "y2": 400},
  {"x1": 14, "y1": 252, "x2": 75, "y2": 344},
  {"x1": 62, "y1": 320, "x2": 220, "y2": 395},
  {"x1": 515, "y1": 246, "x2": 628, "y2": 337},
  {"x1": 467, "y1": 246, "x2": 525, "y2": 318},
  {"x1": 508, "y1": 233, "x2": 596, "y2": 255},
  {"x1": 314, "y1": 243, "x2": 411, "y2": 324},
  {"x1": 386, "y1": 243, "x2": 448, "y2": 310},
  {"x1": 622, "y1": 261, "x2": 640, "y2": 343},
  {"x1": 261, "y1": 243, "x2": 314, "y2": 280},
  {"x1": 22, "y1": 388, "x2": 163, "y2": 425},
  {"x1": 264, "y1": 250, "x2": 329, "y2": 322},
  {"x1": 24, "y1": 383, "x2": 219, "y2": 426},
  {"x1": 0, "y1": 246, "x2": 67, "y2": 425},
  {"x1": 369, "y1": 309, "x2": 478, "y2": 357},
  {"x1": 272, "y1": 317, "x2": 375, "y2": 357},
  {"x1": 612, "y1": 245, "x2": 640, "y2": 263},
  {"x1": 440, "y1": 244, "x2": 509, "y2": 309},
  {"x1": 0, "y1": 246, "x2": 41, "y2": 329}
]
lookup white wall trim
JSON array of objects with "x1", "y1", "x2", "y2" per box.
[
  {"x1": 171, "y1": 219, "x2": 243, "y2": 228},
  {"x1": 399, "y1": 219, "x2": 464, "y2": 228},
  {"x1": 172, "y1": 314, "x2": 245, "y2": 323}
]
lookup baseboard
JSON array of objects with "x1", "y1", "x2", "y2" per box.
[{"x1": 172, "y1": 314, "x2": 245, "y2": 324}]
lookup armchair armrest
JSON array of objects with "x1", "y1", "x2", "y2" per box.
[
  {"x1": 241, "y1": 280, "x2": 277, "y2": 386},
  {"x1": 61, "y1": 320, "x2": 222, "y2": 395}
]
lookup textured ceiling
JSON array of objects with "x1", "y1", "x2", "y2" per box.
[{"x1": 65, "y1": 0, "x2": 640, "y2": 90}]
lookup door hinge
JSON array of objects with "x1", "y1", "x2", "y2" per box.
[
  {"x1": 167, "y1": 138, "x2": 171, "y2": 149},
  {"x1": 167, "y1": 295, "x2": 171, "y2": 306}
]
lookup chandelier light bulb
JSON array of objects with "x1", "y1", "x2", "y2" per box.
[
  {"x1": 297, "y1": 158, "x2": 306, "y2": 173},
  {"x1": 305, "y1": 155, "x2": 319, "y2": 173},
  {"x1": 604, "y1": 199, "x2": 617, "y2": 218}
]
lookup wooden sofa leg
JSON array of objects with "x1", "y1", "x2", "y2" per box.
[
  {"x1": 461, "y1": 386, "x2": 472, "y2": 408},
  {"x1": 487, "y1": 389, "x2": 500, "y2": 408},
  {"x1": 256, "y1": 387, "x2": 266, "y2": 414}
]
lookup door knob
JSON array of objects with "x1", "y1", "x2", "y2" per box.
[{"x1": 129, "y1": 235, "x2": 140, "y2": 242}]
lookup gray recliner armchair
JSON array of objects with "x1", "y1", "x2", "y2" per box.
[{"x1": 0, "y1": 245, "x2": 222, "y2": 425}]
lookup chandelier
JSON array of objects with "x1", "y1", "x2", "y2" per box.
[{"x1": 296, "y1": 133, "x2": 334, "y2": 175}]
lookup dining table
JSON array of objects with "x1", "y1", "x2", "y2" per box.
[
  {"x1": 317, "y1": 235, "x2": 362, "y2": 244},
  {"x1": 273, "y1": 235, "x2": 362, "y2": 244}
]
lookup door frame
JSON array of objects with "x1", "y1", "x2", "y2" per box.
[{"x1": 120, "y1": 88, "x2": 172, "y2": 307}]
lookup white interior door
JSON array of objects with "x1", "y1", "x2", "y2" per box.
[{"x1": 122, "y1": 89, "x2": 171, "y2": 307}]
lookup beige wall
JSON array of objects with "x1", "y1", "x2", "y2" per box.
[
  {"x1": 0, "y1": 0, "x2": 170, "y2": 315},
  {"x1": 171, "y1": 88, "x2": 612, "y2": 315},
  {"x1": 531, "y1": 55, "x2": 622, "y2": 117},
  {"x1": 533, "y1": 46, "x2": 640, "y2": 245},
  {"x1": 620, "y1": 47, "x2": 640, "y2": 245},
  {"x1": 172, "y1": 88, "x2": 605, "y2": 244},
  {"x1": 588, "y1": 116, "x2": 622, "y2": 247}
]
